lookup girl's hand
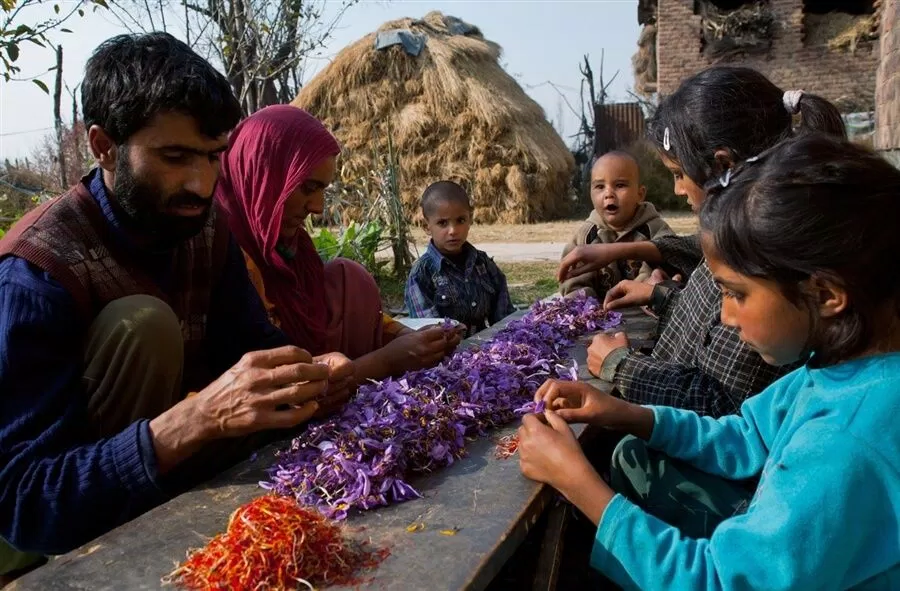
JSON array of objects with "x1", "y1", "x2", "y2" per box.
[
  {"x1": 603, "y1": 280, "x2": 655, "y2": 310},
  {"x1": 587, "y1": 332, "x2": 630, "y2": 377},
  {"x1": 519, "y1": 410, "x2": 616, "y2": 525},
  {"x1": 518, "y1": 409, "x2": 593, "y2": 491},
  {"x1": 534, "y1": 379, "x2": 616, "y2": 425},
  {"x1": 557, "y1": 244, "x2": 618, "y2": 282},
  {"x1": 646, "y1": 268, "x2": 683, "y2": 286}
]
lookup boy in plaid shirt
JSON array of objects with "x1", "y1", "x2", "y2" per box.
[{"x1": 405, "y1": 181, "x2": 515, "y2": 336}]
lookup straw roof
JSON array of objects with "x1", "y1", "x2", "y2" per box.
[{"x1": 292, "y1": 11, "x2": 575, "y2": 224}]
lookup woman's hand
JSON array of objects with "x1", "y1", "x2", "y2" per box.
[
  {"x1": 603, "y1": 280, "x2": 655, "y2": 311},
  {"x1": 534, "y1": 379, "x2": 619, "y2": 425},
  {"x1": 313, "y1": 352, "x2": 356, "y2": 416},
  {"x1": 383, "y1": 326, "x2": 456, "y2": 373},
  {"x1": 587, "y1": 332, "x2": 630, "y2": 377}
]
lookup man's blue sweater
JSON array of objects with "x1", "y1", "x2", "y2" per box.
[{"x1": 0, "y1": 170, "x2": 287, "y2": 554}]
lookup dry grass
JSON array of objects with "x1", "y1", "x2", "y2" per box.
[
  {"x1": 293, "y1": 11, "x2": 574, "y2": 225},
  {"x1": 805, "y1": 12, "x2": 878, "y2": 52},
  {"x1": 407, "y1": 213, "x2": 698, "y2": 244}
]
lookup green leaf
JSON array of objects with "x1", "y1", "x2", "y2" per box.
[
  {"x1": 92, "y1": 0, "x2": 108, "y2": 7},
  {"x1": 53, "y1": 3, "x2": 59, "y2": 13},
  {"x1": 60, "y1": 28, "x2": 72, "y2": 33},
  {"x1": 26, "y1": 37, "x2": 44, "y2": 47},
  {"x1": 32, "y1": 79, "x2": 49, "y2": 94},
  {"x1": 6, "y1": 43, "x2": 17, "y2": 62},
  {"x1": 1, "y1": 0, "x2": 17, "y2": 13},
  {"x1": 78, "y1": 8, "x2": 84, "y2": 16},
  {"x1": 14, "y1": 24, "x2": 32, "y2": 35}
]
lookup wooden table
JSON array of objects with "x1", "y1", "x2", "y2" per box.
[{"x1": 10, "y1": 308, "x2": 657, "y2": 591}]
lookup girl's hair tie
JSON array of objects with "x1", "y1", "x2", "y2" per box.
[
  {"x1": 782, "y1": 90, "x2": 804, "y2": 115},
  {"x1": 663, "y1": 127, "x2": 671, "y2": 151}
]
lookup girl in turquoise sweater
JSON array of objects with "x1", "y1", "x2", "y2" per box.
[{"x1": 517, "y1": 134, "x2": 900, "y2": 590}]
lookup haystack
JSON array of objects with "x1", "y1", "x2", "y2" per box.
[
  {"x1": 632, "y1": 24, "x2": 658, "y2": 96},
  {"x1": 292, "y1": 11, "x2": 575, "y2": 224}
]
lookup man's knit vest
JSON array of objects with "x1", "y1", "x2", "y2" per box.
[{"x1": 0, "y1": 179, "x2": 230, "y2": 391}]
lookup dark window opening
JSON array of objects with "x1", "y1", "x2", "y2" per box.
[
  {"x1": 702, "y1": 0, "x2": 757, "y2": 10},
  {"x1": 695, "y1": 1, "x2": 775, "y2": 59},
  {"x1": 802, "y1": 0, "x2": 878, "y2": 49},
  {"x1": 803, "y1": 0, "x2": 874, "y2": 15}
]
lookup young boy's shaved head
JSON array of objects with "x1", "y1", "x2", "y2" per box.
[
  {"x1": 421, "y1": 180, "x2": 472, "y2": 220},
  {"x1": 592, "y1": 150, "x2": 641, "y2": 176}
]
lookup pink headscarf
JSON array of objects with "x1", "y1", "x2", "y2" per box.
[{"x1": 215, "y1": 105, "x2": 341, "y2": 354}]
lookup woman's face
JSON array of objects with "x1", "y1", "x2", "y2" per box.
[
  {"x1": 280, "y1": 155, "x2": 337, "y2": 238},
  {"x1": 660, "y1": 154, "x2": 706, "y2": 212}
]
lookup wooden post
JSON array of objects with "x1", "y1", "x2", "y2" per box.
[{"x1": 53, "y1": 45, "x2": 67, "y2": 190}]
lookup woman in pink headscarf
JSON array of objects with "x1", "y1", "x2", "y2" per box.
[{"x1": 215, "y1": 105, "x2": 460, "y2": 394}]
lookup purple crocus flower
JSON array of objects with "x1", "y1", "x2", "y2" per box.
[{"x1": 262, "y1": 293, "x2": 622, "y2": 519}]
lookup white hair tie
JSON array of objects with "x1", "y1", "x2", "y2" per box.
[
  {"x1": 663, "y1": 127, "x2": 671, "y2": 151},
  {"x1": 783, "y1": 90, "x2": 804, "y2": 115}
]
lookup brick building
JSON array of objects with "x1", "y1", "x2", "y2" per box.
[
  {"x1": 635, "y1": 1, "x2": 881, "y2": 112},
  {"x1": 876, "y1": 0, "x2": 899, "y2": 165}
]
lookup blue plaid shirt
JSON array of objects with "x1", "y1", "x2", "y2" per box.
[{"x1": 405, "y1": 241, "x2": 515, "y2": 335}]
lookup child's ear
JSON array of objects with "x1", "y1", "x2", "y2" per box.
[
  {"x1": 713, "y1": 148, "x2": 736, "y2": 176},
  {"x1": 806, "y1": 275, "x2": 848, "y2": 319},
  {"x1": 638, "y1": 185, "x2": 647, "y2": 201}
]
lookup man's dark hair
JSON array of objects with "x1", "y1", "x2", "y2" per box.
[
  {"x1": 700, "y1": 133, "x2": 900, "y2": 367},
  {"x1": 421, "y1": 180, "x2": 472, "y2": 219},
  {"x1": 82, "y1": 32, "x2": 243, "y2": 145}
]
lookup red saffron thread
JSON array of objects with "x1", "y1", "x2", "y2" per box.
[
  {"x1": 162, "y1": 495, "x2": 388, "y2": 590},
  {"x1": 494, "y1": 434, "x2": 519, "y2": 460}
]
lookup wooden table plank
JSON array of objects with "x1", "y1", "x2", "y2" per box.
[{"x1": 10, "y1": 308, "x2": 657, "y2": 591}]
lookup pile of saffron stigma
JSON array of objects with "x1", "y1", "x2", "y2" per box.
[
  {"x1": 264, "y1": 293, "x2": 622, "y2": 519},
  {"x1": 163, "y1": 495, "x2": 388, "y2": 591}
]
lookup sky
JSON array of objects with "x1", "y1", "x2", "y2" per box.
[{"x1": 0, "y1": 0, "x2": 641, "y2": 161}]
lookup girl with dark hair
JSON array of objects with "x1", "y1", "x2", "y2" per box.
[
  {"x1": 559, "y1": 66, "x2": 846, "y2": 418},
  {"x1": 518, "y1": 134, "x2": 900, "y2": 589}
]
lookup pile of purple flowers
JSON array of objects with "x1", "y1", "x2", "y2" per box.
[{"x1": 262, "y1": 293, "x2": 622, "y2": 519}]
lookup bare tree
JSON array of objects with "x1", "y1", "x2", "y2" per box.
[
  {"x1": 53, "y1": 44, "x2": 67, "y2": 187},
  {"x1": 106, "y1": 0, "x2": 362, "y2": 114},
  {"x1": 1, "y1": 0, "x2": 109, "y2": 85}
]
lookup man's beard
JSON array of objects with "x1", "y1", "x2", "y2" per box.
[{"x1": 113, "y1": 151, "x2": 213, "y2": 248}]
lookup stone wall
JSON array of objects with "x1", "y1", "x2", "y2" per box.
[{"x1": 656, "y1": 0, "x2": 879, "y2": 110}]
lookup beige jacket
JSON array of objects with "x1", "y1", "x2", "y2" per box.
[{"x1": 559, "y1": 202, "x2": 674, "y2": 298}]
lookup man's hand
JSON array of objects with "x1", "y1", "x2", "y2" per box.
[
  {"x1": 603, "y1": 280, "x2": 655, "y2": 311},
  {"x1": 149, "y1": 346, "x2": 328, "y2": 473},
  {"x1": 587, "y1": 332, "x2": 630, "y2": 377},
  {"x1": 533, "y1": 379, "x2": 617, "y2": 425}
]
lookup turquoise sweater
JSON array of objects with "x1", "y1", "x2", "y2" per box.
[{"x1": 592, "y1": 353, "x2": 900, "y2": 590}]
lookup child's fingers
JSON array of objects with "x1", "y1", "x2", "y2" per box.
[{"x1": 543, "y1": 409, "x2": 571, "y2": 433}]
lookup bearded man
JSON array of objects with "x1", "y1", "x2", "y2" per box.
[{"x1": 0, "y1": 32, "x2": 352, "y2": 580}]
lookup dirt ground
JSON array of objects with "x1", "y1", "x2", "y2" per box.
[{"x1": 408, "y1": 213, "x2": 698, "y2": 244}]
